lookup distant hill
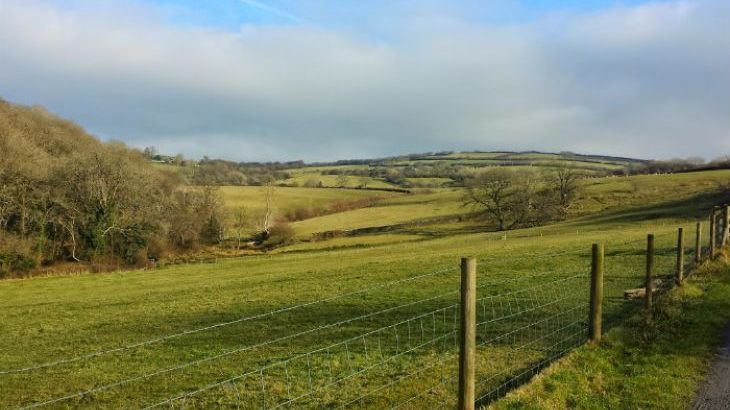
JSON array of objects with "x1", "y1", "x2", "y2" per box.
[
  {"x1": 150, "y1": 148, "x2": 648, "y2": 188},
  {"x1": 316, "y1": 150, "x2": 647, "y2": 172}
]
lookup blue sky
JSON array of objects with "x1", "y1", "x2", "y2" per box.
[
  {"x1": 153, "y1": 0, "x2": 662, "y2": 30},
  {"x1": 0, "y1": 0, "x2": 728, "y2": 161}
]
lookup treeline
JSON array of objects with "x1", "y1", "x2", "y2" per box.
[
  {"x1": 140, "y1": 148, "x2": 302, "y2": 186},
  {"x1": 321, "y1": 164, "x2": 460, "y2": 186},
  {"x1": 314, "y1": 151, "x2": 456, "y2": 167},
  {"x1": 0, "y1": 100, "x2": 224, "y2": 275},
  {"x1": 190, "y1": 158, "x2": 295, "y2": 186}
]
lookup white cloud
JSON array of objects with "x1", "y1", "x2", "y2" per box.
[{"x1": 0, "y1": 0, "x2": 728, "y2": 161}]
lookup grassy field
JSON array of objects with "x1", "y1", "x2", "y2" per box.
[
  {"x1": 290, "y1": 189, "x2": 464, "y2": 238},
  {"x1": 218, "y1": 185, "x2": 398, "y2": 215},
  {"x1": 0, "y1": 169, "x2": 727, "y2": 408},
  {"x1": 0, "y1": 212, "x2": 713, "y2": 407},
  {"x1": 275, "y1": 170, "x2": 730, "y2": 242}
]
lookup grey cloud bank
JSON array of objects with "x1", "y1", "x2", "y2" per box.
[{"x1": 0, "y1": 0, "x2": 728, "y2": 162}]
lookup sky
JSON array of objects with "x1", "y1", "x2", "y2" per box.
[{"x1": 0, "y1": 0, "x2": 728, "y2": 162}]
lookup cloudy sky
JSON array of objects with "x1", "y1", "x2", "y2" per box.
[{"x1": 0, "y1": 0, "x2": 728, "y2": 162}]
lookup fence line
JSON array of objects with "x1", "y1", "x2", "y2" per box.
[
  {"x1": 144, "y1": 303, "x2": 461, "y2": 409},
  {"x1": 15, "y1": 269, "x2": 601, "y2": 408},
  {"x1": 8, "y1": 210, "x2": 725, "y2": 409},
  {"x1": 142, "y1": 273, "x2": 591, "y2": 408},
  {"x1": 2, "y1": 241, "x2": 617, "y2": 378},
  {"x1": 20, "y1": 285, "x2": 464, "y2": 409},
  {"x1": 140, "y1": 274, "x2": 589, "y2": 409}
]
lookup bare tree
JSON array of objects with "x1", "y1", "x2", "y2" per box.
[
  {"x1": 143, "y1": 146, "x2": 157, "y2": 159},
  {"x1": 463, "y1": 169, "x2": 537, "y2": 231},
  {"x1": 548, "y1": 165, "x2": 582, "y2": 211},
  {"x1": 335, "y1": 174, "x2": 348, "y2": 188},
  {"x1": 358, "y1": 177, "x2": 370, "y2": 188},
  {"x1": 261, "y1": 181, "x2": 277, "y2": 236},
  {"x1": 230, "y1": 205, "x2": 249, "y2": 250}
]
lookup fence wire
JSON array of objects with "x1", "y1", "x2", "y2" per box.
[{"x1": 4, "y1": 221, "x2": 718, "y2": 409}]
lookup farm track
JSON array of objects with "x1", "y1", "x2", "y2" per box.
[{"x1": 692, "y1": 321, "x2": 730, "y2": 410}]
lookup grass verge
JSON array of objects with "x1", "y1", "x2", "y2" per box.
[{"x1": 490, "y1": 253, "x2": 730, "y2": 410}]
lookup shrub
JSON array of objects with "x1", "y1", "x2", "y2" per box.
[
  {"x1": 0, "y1": 235, "x2": 37, "y2": 276},
  {"x1": 284, "y1": 206, "x2": 322, "y2": 222},
  {"x1": 200, "y1": 215, "x2": 224, "y2": 245},
  {"x1": 328, "y1": 197, "x2": 378, "y2": 213},
  {"x1": 263, "y1": 223, "x2": 296, "y2": 248}
]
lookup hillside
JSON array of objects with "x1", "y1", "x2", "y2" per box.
[
  {"x1": 156, "y1": 149, "x2": 647, "y2": 190},
  {"x1": 2, "y1": 98, "x2": 725, "y2": 270},
  {"x1": 0, "y1": 99, "x2": 224, "y2": 275}
]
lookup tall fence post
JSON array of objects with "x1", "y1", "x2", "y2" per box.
[
  {"x1": 710, "y1": 210, "x2": 716, "y2": 258},
  {"x1": 676, "y1": 228, "x2": 684, "y2": 285},
  {"x1": 695, "y1": 222, "x2": 702, "y2": 266},
  {"x1": 645, "y1": 234, "x2": 654, "y2": 312},
  {"x1": 589, "y1": 243, "x2": 604, "y2": 343},
  {"x1": 458, "y1": 257, "x2": 476, "y2": 410}
]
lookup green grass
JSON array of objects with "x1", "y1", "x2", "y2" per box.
[
  {"x1": 405, "y1": 177, "x2": 453, "y2": 187},
  {"x1": 0, "y1": 213, "x2": 706, "y2": 408},
  {"x1": 273, "y1": 233, "x2": 426, "y2": 254},
  {"x1": 290, "y1": 188, "x2": 464, "y2": 238},
  {"x1": 491, "y1": 257, "x2": 730, "y2": 410},
  {"x1": 577, "y1": 170, "x2": 730, "y2": 214},
  {"x1": 1, "y1": 169, "x2": 728, "y2": 408},
  {"x1": 218, "y1": 185, "x2": 397, "y2": 214},
  {"x1": 277, "y1": 170, "x2": 730, "y2": 240}
]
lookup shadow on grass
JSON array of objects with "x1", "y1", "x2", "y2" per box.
[
  {"x1": 320, "y1": 189, "x2": 730, "y2": 244},
  {"x1": 571, "y1": 190, "x2": 730, "y2": 227}
]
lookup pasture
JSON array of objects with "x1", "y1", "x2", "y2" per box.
[
  {"x1": 0, "y1": 212, "x2": 712, "y2": 407},
  {"x1": 0, "y1": 169, "x2": 727, "y2": 408},
  {"x1": 256, "y1": 170, "x2": 730, "y2": 243}
]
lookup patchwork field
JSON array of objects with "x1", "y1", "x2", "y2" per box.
[
  {"x1": 281, "y1": 173, "x2": 399, "y2": 189},
  {"x1": 225, "y1": 170, "x2": 730, "y2": 244}
]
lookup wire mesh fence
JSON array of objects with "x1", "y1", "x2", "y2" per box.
[{"x1": 2, "y1": 209, "x2": 727, "y2": 409}]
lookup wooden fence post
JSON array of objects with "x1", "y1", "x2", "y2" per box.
[
  {"x1": 458, "y1": 257, "x2": 476, "y2": 410},
  {"x1": 676, "y1": 228, "x2": 684, "y2": 285},
  {"x1": 710, "y1": 210, "x2": 716, "y2": 258},
  {"x1": 645, "y1": 234, "x2": 654, "y2": 312},
  {"x1": 724, "y1": 205, "x2": 730, "y2": 247},
  {"x1": 589, "y1": 243, "x2": 604, "y2": 343},
  {"x1": 695, "y1": 222, "x2": 702, "y2": 266}
]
